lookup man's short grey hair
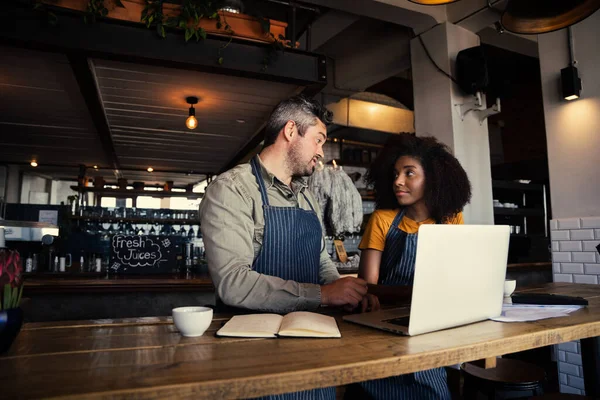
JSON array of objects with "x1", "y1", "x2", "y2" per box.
[{"x1": 262, "y1": 95, "x2": 333, "y2": 148}]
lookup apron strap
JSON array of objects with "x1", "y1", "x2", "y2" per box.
[
  {"x1": 300, "y1": 191, "x2": 316, "y2": 212},
  {"x1": 250, "y1": 156, "x2": 270, "y2": 207}
]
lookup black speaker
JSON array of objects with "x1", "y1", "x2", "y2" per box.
[{"x1": 456, "y1": 46, "x2": 489, "y2": 95}]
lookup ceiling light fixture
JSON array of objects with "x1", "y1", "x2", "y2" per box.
[
  {"x1": 93, "y1": 165, "x2": 98, "y2": 169},
  {"x1": 236, "y1": 119, "x2": 246, "y2": 124},
  {"x1": 186, "y1": 96, "x2": 198, "y2": 130},
  {"x1": 501, "y1": 0, "x2": 600, "y2": 35},
  {"x1": 562, "y1": 27, "x2": 582, "y2": 101},
  {"x1": 147, "y1": 167, "x2": 154, "y2": 172},
  {"x1": 30, "y1": 161, "x2": 38, "y2": 167}
]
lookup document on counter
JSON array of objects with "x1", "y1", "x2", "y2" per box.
[{"x1": 491, "y1": 304, "x2": 585, "y2": 322}]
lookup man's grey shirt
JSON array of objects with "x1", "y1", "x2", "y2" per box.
[{"x1": 199, "y1": 156, "x2": 340, "y2": 313}]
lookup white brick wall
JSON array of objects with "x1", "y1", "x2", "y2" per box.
[{"x1": 551, "y1": 216, "x2": 600, "y2": 395}]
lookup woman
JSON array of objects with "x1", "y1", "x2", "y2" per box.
[{"x1": 356, "y1": 133, "x2": 472, "y2": 399}]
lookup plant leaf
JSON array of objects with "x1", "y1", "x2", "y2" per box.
[
  {"x1": 198, "y1": 27, "x2": 207, "y2": 40},
  {"x1": 218, "y1": 57, "x2": 224, "y2": 65},
  {"x1": 49, "y1": 12, "x2": 58, "y2": 26},
  {"x1": 16, "y1": 285, "x2": 23, "y2": 308},
  {"x1": 160, "y1": 25, "x2": 166, "y2": 38},
  {"x1": 4, "y1": 284, "x2": 11, "y2": 310},
  {"x1": 184, "y1": 28, "x2": 193, "y2": 42},
  {"x1": 11, "y1": 286, "x2": 18, "y2": 309}
]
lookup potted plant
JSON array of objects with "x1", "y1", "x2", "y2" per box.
[{"x1": 0, "y1": 227, "x2": 24, "y2": 354}]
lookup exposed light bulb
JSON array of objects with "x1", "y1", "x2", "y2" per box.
[
  {"x1": 186, "y1": 115, "x2": 198, "y2": 130},
  {"x1": 30, "y1": 161, "x2": 38, "y2": 167},
  {"x1": 147, "y1": 167, "x2": 154, "y2": 172},
  {"x1": 93, "y1": 165, "x2": 98, "y2": 169}
]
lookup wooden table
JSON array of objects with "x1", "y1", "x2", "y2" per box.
[{"x1": 3, "y1": 283, "x2": 600, "y2": 399}]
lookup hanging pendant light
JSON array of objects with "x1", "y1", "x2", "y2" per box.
[
  {"x1": 502, "y1": 0, "x2": 600, "y2": 35},
  {"x1": 185, "y1": 96, "x2": 198, "y2": 130},
  {"x1": 408, "y1": 0, "x2": 461, "y2": 4}
]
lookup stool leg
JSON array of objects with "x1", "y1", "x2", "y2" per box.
[
  {"x1": 463, "y1": 376, "x2": 477, "y2": 400},
  {"x1": 581, "y1": 336, "x2": 600, "y2": 398}
]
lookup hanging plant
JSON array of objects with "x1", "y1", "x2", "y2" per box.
[
  {"x1": 32, "y1": 0, "x2": 292, "y2": 67},
  {"x1": 33, "y1": 1, "x2": 59, "y2": 26},
  {"x1": 84, "y1": 0, "x2": 126, "y2": 24},
  {"x1": 141, "y1": 0, "x2": 228, "y2": 41}
]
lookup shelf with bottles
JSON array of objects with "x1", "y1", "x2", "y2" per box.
[
  {"x1": 70, "y1": 186, "x2": 203, "y2": 199},
  {"x1": 492, "y1": 180, "x2": 549, "y2": 237},
  {"x1": 70, "y1": 216, "x2": 200, "y2": 225},
  {"x1": 75, "y1": 221, "x2": 201, "y2": 239},
  {"x1": 71, "y1": 206, "x2": 198, "y2": 221}
]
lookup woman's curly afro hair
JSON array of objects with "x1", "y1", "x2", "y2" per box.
[{"x1": 366, "y1": 133, "x2": 472, "y2": 223}]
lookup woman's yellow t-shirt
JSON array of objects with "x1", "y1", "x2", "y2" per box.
[{"x1": 358, "y1": 209, "x2": 464, "y2": 251}]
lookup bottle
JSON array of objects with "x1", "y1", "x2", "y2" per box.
[
  {"x1": 25, "y1": 254, "x2": 33, "y2": 273},
  {"x1": 53, "y1": 256, "x2": 59, "y2": 272},
  {"x1": 80, "y1": 253, "x2": 85, "y2": 272},
  {"x1": 95, "y1": 255, "x2": 102, "y2": 273}
]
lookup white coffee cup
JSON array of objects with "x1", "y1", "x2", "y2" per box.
[
  {"x1": 172, "y1": 306, "x2": 213, "y2": 337},
  {"x1": 504, "y1": 279, "x2": 517, "y2": 297}
]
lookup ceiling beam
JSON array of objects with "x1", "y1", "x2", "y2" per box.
[
  {"x1": 298, "y1": 10, "x2": 360, "y2": 52},
  {"x1": 299, "y1": 0, "x2": 442, "y2": 35},
  {"x1": 68, "y1": 54, "x2": 121, "y2": 176}
]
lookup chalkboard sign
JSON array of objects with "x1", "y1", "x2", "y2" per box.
[{"x1": 109, "y1": 235, "x2": 176, "y2": 274}]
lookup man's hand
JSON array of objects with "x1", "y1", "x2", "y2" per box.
[
  {"x1": 321, "y1": 277, "x2": 368, "y2": 309},
  {"x1": 360, "y1": 293, "x2": 381, "y2": 313}
]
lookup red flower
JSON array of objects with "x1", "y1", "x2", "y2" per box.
[{"x1": 0, "y1": 249, "x2": 22, "y2": 288}]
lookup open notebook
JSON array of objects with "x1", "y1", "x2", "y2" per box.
[{"x1": 216, "y1": 311, "x2": 341, "y2": 338}]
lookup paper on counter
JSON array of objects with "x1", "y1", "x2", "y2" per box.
[{"x1": 491, "y1": 304, "x2": 585, "y2": 322}]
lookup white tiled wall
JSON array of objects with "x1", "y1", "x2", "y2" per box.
[{"x1": 551, "y1": 216, "x2": 600, "y2": 395}]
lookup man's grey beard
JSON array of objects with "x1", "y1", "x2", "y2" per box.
[{"x1": 287, "y1": 141, "x2": 316, "y2": 178}]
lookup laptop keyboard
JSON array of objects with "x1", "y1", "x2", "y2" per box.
[{"x1": 384, "y1": 315, "x2": 410, "y2": 327}]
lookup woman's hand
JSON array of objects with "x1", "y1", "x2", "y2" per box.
[{"x1": 360, "y1": 293, "x2": 381, "y2": 313}]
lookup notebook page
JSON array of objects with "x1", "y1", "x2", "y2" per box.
[
  {"x1": 217, "y1": 314, "x2": 283, "y2": 337},
  {"x1": 278, "y1": 312, "x2": 341, "y2": 337}
]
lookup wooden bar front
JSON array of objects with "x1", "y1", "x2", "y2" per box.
[{"x1": 3, "y1": 283, "x2": 600, "y2": 399}]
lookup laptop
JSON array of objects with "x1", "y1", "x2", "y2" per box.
[{"x1": 343, "y1": 224, "x2": 510, "y2": 336}]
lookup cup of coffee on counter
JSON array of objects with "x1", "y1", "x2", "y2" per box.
[
  {"x1": 172, "y1": 306, "x2": 213, "y2": 337},
  {"x1": 504, "y1": 279, "x2": 517, "y2": 297}
]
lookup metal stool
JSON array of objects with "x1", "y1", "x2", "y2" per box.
[{"x1": 461, "y1": 358, "x2": 546, "y2": 399}]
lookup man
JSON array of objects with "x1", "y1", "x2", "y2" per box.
[{"x1": 200, "y1": 95, "x2": 368, "y2": 315}]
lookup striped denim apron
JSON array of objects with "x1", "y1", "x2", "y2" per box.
[
  {"x1": 358, "y1": 209, "x2": 451, "y2": 400},
  {"x1": 249, "y1": 156, "x2": 336, "y2": 400}
]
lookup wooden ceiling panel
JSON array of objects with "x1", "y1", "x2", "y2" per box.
[
  {"x1": 93, "y1": 58, "x2": 303, "y2": 178},
  {"x1": 0, "y1": 46, "x2": 304, "y2": 186},
  {"x1": 0, "y1": 46, "x2": 108, "y2": 169}
]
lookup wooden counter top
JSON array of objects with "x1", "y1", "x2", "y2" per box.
[
  {"x1": 507, "y1": 262, "x2": 551, "y2": 270},
  {"x1": 23, "y1": 273, "x2": 214, "y2": 294},
  {"x1": 21, "y1": 262, "x2": 551, "y2": 294},
  {"x1": 3, "y1": 283, "x2": 600, "y2": 399}
]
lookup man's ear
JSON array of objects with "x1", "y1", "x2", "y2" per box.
[{"x1": 283, "y1": 120, "x2": 295, "y2": 142}]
